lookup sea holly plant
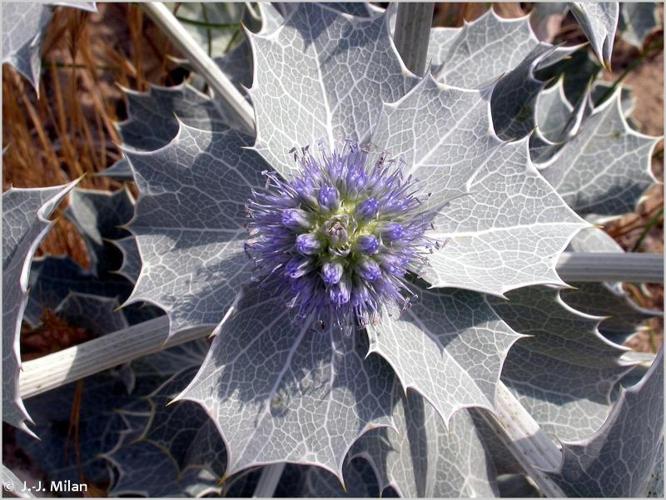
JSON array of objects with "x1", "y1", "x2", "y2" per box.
[{"x1": 2, "y1": 2, "x2": 664, "y2": 498}]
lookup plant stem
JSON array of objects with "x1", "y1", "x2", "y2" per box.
[
  {"x1": 19, "y1": 316, "x2": 209, "y2": 399},
  {"x1": 253, "y1": 463, "x2": 286, "y2": 497},
  {"x1": 393, "y1": 3, "x2": 435, "y2": 76},
  {"x1": 141, "y1": 2, "x2": 255, "y2": 135},
  {"x1": 556, "y1": 252, "x2": 663, "y2": 283},
  {"x1": 18, "y1": 252, "x2": 663, "y2": 400},
  {"x1": 174, "y1": 16, "x2": 239, "y2": 30},
  {"x1": 474, "y1": 384, "x2": 566, "y2": 497}
]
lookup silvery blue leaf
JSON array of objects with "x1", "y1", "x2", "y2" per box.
[
  {"x1": 432, "y1": 10, "x2": 538, "y2": 88},
  {"x1": 178, "y1": 285, "x2": 394, "y2": 480},
  {"x1": 466, "y1": 407, "x2": 524, "y2": 477},
  {"x1": 114, "y1": 235, "x2": 142, "y2": 284},
  {"x1": 619, "y1": 2, "x2": 659, "y2": 49},
  {"x1": 367, "y1": 286, "x2": 520, "y2": 427},
  {"x1": 257, "y1": 3, "x2": 286, "y2": 33},
  {"x1": 534, "y1": 46, "x2": 601, "y2": 107},
  {"x1": 2, "y1": 3, "x2": 53, "y2": 89},
  {"x1": 591, "y1": 80, "x2": 636, "y2": 116},
  {"x1": 64, "y1": 187, "x2": 135, "y2": 276},
  {"x1": 540, "y1": 89, "x2": 659, "y2": 217},
  {"x1": 530, "y1": 75, "x2": 590, "y2": 164},
  {"x1": 426, "y1": 26, "x2": 460, "y2": 68},
  {"x1": 426, "y1": 4, "x2": 573, "y2": 115},
  {"x1": 491, "y1": 44, "x2": 571, "y2": 140},
  {"x1": 210, "y1": 4, "x2": 284, "y2": 92},
  {"x1": 214, "y1": 37, "x2": 253, "y2": 90},
  {"x1": 490, "y1": 285, "x2": 631, "y2": 441},
  {"x1": 17, "y1": 369, "x2": 144, "y2": 489},
  {"x1": 125, "y1": 124, "x2": 266, "y2": 335},
  {"x1": 2, "y1": 2, "x2": 96, "y2": 89},
  {"x1": 570, "y1": 2, "x2": 619, "y2": 67},
  {"x1": 106, "y1": 364, "x2": 226, "y2": 497},
  {"x1": 535, "y1": 79, "x2": 575, "y2": 143},
  {"x1": 119, "y1": 84, "x2": 228, "y2": 153},
  {"x1": 352, "y1": 386, "x2": 499, "y2": 497},
  {"x1": 18, "y1": 337, "x2": 209, "y2": 494},
  {"x1": 2, "y1": 182, "x2": 76, "y2": 434},
  {"x1": 25, "y1": 256, "x2": 131, "y2": 327},
  {"x1": 645, "y1": 439, "x2": 664, "y2": 497},
  {"x1": 371, "y1": 76, "x2": 587, "y2": 295},
  {"x1": 55, "y1": 292, "x2": 129, "y2": 338},
  {"x1": 276, "y1": 459, "x2": 379, "y2": 497},
  {"x1": 548, "y1": 349, "x2": 663, "y2": 496},
  {"x1": 248, "y1": 3, "x2": 417, "y2": 178},
  {"x1": 98, "y1": 157, "x2": 134, "y2": 181}
]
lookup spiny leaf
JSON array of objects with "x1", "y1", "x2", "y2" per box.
[
  {"x1": 119, "y1": 84, "x2": 228, "y2": 153},
  {"x1": 64, "y1": 187, "x2": 135, "y2": 276},
  {"x1": 1, "y1": 2, "x2": 96, "y2": 89},
  {"x1": 248, "y1": 2, "x2": 417, "y2": 178},
  {"x1": 25, "y1": 256, "x2": 143, "y2": 328},
  {"x1": 178, "y1": 285, "x2": 395, "y2": 480},
  {"x1": 591, "y1": 80, "x2": 636, "y2": 116},
  {"x1": 534, "y1": 46, "x2": 601, "y2": 107},
  {"x1": 55, "y1": 292, "x2": 129, "y2": 338},
  {"x1": 18, "y1": 363, "x2": 142, "y2": 488},
  {"x1": 426, "y1": 26, "x2": 460, "y2": 69},
  {"x1": 1, "y1": 3, "x2": 52, "y2": 88},
  {"x1": 106, "y1": 361, "x2": 226, "y2": 497},
  {"x1": 99, "y1": 157, "x2": 134, "y2": 181},
  {"x1": 352, "y1": 386, "x2": 499, "y2": 497},
  {"x1": 276, "y1": 459, "x2": 380, "y2": 497},
  {"x1": 619, "y1": 2, "x2": 660, "y2": 49},
  {"x1": 432, "y1": 9, "x2": 539, "y2": 88},
  {"x1": 644, "y1": 439, "x2": 664, "y2": 497},
  {"x1": 548, "y1": 349, "x2": 664, "y2": 496},
  {"x1": 539, "y1": 89, "x2": 659, "y2": 218},
  {"x1": 210, "y1": 4, "x2": 284, "y2": 91},
  {"x1": 491, "y1": 44, "x2": 569, "y2": 140},
  {"x1": 114, "y1": 235, "x2": 142, "y2": 284},
  {"x1": 2, "y1": 182, "x2": 76, "y2": 433},
  {"x1": 213, "y1": 37, "x2": 253, "y2": 90},
  {"x1": 125, "y1": 124, "x2": 266, "y2": 335},
  {"x1": 490, "y1": 285, "x2": 631, "y2": 441},
  {"x1": 371, "y1": 76, "x2": 587, "y2": 295},
  {"x1": 19, "y1": 324, "x2": 208, "y2": 494},
  {"x1": 535, "y1": 78, "x2": 576, "y2": 144},
  {"x1": 570, "y1": 2, "x2": 619, "y2": 68},
  {"x1": 367, "y1": 286, "x2": 520, "y2": 427},
  {"x1": 564, "y1": 227, "x2": 661, "y2": 345}
]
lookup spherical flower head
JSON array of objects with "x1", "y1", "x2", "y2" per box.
[{"x1": 247, "y1": 142, "x2": 434, "y2": 328}]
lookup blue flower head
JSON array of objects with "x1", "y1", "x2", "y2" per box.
[{"x1": 247, "y1": 141, "x2": 435, "y2": 328}]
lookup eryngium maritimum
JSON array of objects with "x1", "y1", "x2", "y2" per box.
[{"x1": 246, "y1": 142, "x2": 435, "y2": 327}]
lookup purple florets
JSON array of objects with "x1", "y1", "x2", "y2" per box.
[{"x1": 246, "y1": 142, "x2": 435, "y2": 328}]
